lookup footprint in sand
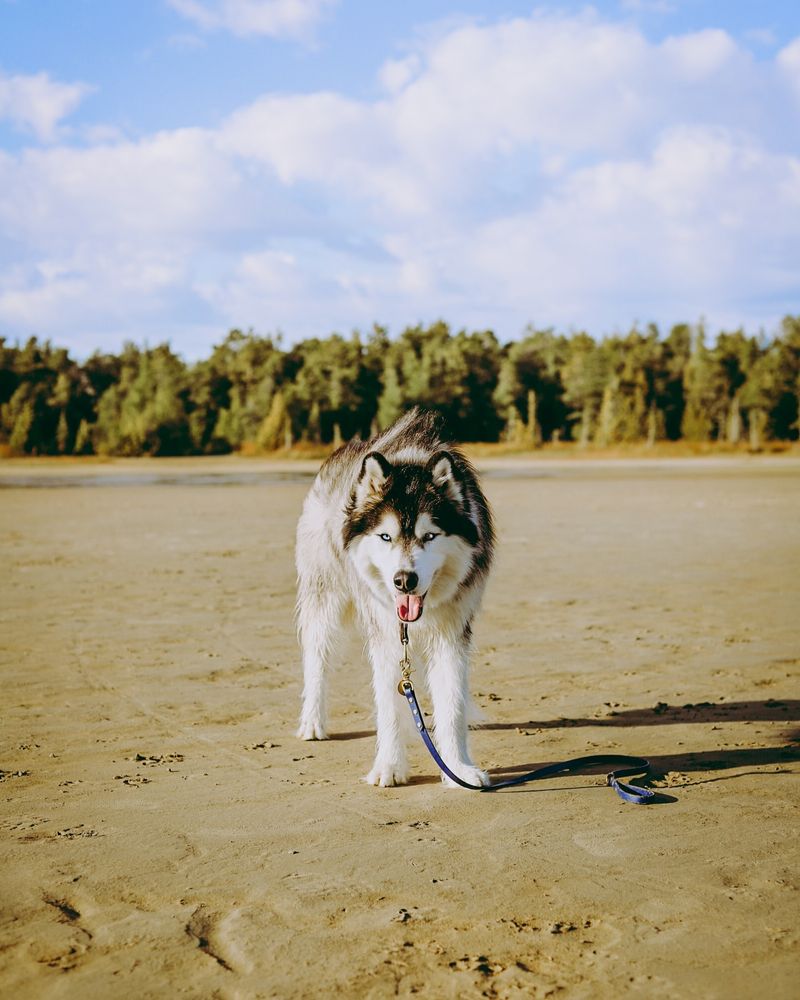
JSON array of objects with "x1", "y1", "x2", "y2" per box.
[
  {"x1": 39, "y1": 895, "x2": 93, "y2": 971},
  {"x1": 185, "y1": 904, "x2": 253, "y2": 975}
]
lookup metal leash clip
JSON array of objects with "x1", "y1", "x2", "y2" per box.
[{"x1": 397, "y1": 620, "x2": 413, "y2": 694}]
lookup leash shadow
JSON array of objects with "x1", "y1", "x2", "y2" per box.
[
  {"x1": 482, "y1": 698, "x2": 800, "y2": 731},
  {"x1": 488, "y1": 745, "x2": 800, "y2": 797}
]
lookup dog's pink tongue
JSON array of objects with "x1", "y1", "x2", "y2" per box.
[{"x1": 396, "y1": 594, "x2": 423, "y2": 622}]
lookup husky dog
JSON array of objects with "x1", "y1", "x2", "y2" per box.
[{"x1": 295, "y1": 408, "x2": 494, "y2": 788}]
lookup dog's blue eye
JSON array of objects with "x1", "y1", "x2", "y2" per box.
[
  {"x1": 422, "y1": 532, "x2": 439, "y2": 543},
  {"x1": 378, "y1": 532, "x2": 392, "y2": 542}
]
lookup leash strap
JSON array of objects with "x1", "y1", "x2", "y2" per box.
[{"x1": 400, "y1": 680, "x2": 655, "y2": 803}]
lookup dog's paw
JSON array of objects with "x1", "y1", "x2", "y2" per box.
[
  {"x1": 363, "y1": 762, "x2": 410, "y2": 787},
  {"x1": 442, "y1": 764, "x2": 491, "y2": 789},
  {"x1": 296, "y1": 718, "x2": 328, "y2": 741}
]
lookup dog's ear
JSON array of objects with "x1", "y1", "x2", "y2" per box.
[
  {"x1": 355, "y1": 451, "x2": 392, "y2": 506},
  {"x1": 427, "y1": 451, "x2": 465, "y2": 506}
]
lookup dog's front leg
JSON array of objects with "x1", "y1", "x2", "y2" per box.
[
  {"x1": 427, "y1": 633, "x2": 490, "y2": 789},
  {"x1": 296, "y1": 587, "x2": 341, "y2": 741},
  {"x1": 364, "y1": 630, "x2": 410, "y2": 787}
]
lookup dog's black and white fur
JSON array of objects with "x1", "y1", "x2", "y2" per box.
[{"x1": 295, "y1": 408, "x2": 494, "y2": 788}]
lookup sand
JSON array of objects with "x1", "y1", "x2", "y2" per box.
[{"x1": 1, "y1": 455, "x2": 798, "y2": 999}]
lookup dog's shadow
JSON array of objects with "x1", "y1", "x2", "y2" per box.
[
  {"x1": 482, "y1": 698, "x2": 800, "y2": 731},
  {"x1": 486, "y1": 698, "x2": 800, "y2": 796}
]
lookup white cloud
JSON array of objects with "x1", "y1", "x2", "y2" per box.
[
  {"x1": 194, "y1": 241, "x2": 402, "y2": 339},
  {"x1": 167, "y1": 0, "x2": 337, "y2": 40},
  {"x1": 620, "y1": 0, "x2": 677, "y2": 12},
  {"x1": 217, "y1": 14, "x2": 657, "y2": 221},
  {"x1": 0, "y1": 127, "x2": 248, "y2": 349},
  {"x1": 1, "y1": 11, "x2": 798, "y2": 355},
  {"x1": 221, "y1": 92, "x2": 376, "y2": 187},
  {"x1": 196, "y1": 248, "x2": 304, "y2": 316},
  {"x1": 217, "y1": 16, "x2": 756, "y2": 212},
  {"x1": 777, "y1": 37, "x2": 800, "y2": 104},
  {"x1": 660, "y1": 29, "x2": 738, "y2": 81},
  {"x1": 461, "y1": 128, "x2": 800, "y2": 320},
  {"x1": 0, "y1": 248, "x2": 185, "y2": 333},
  {"x1": 379, "y1": 55, "x2": 421, "y2": 94},
  {"x1": 0, "y1": 69, "x2": 91, "y2": 141},
  {"x1": 0, "y1": 128, "x2": 244, "y2": 249},
  {"x1": 744, "y1": 27, "x2": 777, "y2": 48},
  {"x1": 389, "y1": 15, "x2": 652, "y2": 170}
]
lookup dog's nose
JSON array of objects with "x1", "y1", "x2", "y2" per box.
[{"x1": 393, "y1": 570, "x2": 419, "y2": 593}]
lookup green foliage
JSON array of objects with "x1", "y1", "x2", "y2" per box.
[
  {"x1": 0, "y1": 337, "x2": 89, "y2": 454},
  {"x1": 1, "y1": 318, "x2": 799, "y2": 455},
  {"x1": 681, "y1": 327, "x2": 717, "y2": 441},
  {"x1": 256, "y1": 389, "x2": 290, "y2": 451},
  {"x1": 378, "y1": 322, "x2": 503, "y2": 441},
  {"x1": 188, "y1": 329, "x2": 284, "y2": 453},
  {"x1": 285, "y1": 333, "x2": 367, "y2": 443},
  {"x1": 92, "y1": 343, "x2": 191, "y2": 456},
  {"x1": 495, "y1": 327, "x2": 569, "y2": 443},
  {"x1": 561, "y1": 332, "x2": 609, "y2": 445}
]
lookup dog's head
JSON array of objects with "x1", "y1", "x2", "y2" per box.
[{"x1": 343, "y1": 450, "x2": 479, "y2": 621}]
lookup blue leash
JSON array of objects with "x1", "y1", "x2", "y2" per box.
[
  {"x1": 397, "y1": 624, "x2": 655, "y2": 804},
  {"x1": 401, "y1": 680, "x2": 654, "y2": 802}
]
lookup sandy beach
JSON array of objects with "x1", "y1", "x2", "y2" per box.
[{"x1": 1, "y1": 455, "x2": 798, "y2": 999}]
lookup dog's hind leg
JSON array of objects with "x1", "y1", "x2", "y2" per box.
[
  {"x1": 363, "y1": 625, "x2": 411, "y2": 787},
  {"x1": 296, "y1": 585, "x2": 342, "y2": 741}
]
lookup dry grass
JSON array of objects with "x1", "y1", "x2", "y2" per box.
[{"x1": 4, "y1": 438, "x2": 798, "y2": 463}]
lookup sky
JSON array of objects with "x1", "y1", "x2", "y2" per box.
[{"x1": 1, "y1": 1, "x2": 799, "y2": 359}]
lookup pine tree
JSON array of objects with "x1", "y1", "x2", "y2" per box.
[
  {"x1": 9, "y1": 389, "x2": 34, "y2": 453},
  {"x1": 74, "y1": 419, "x2": 93, "y2": 455},
  {"x1": 682, "y1": 328, "x2": 716, "y2": 441},
  {"x1": 377, "y1": 358, "x2": 403, "y2": 429},
  {"x1": 56, "y1": 410, "x2": 69, "y2": 453},
  {"x1": 595, "y1": 380, "x2": 617, "y2": 446},
  {"x1": 256, "y1": 390, "x2": 288, "y2": 451},
  {"x1": 526, "y1": 388, "x2": 541, "y2": 446}
]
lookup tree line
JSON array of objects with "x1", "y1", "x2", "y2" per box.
[{"x1": 1, "y1": 317, "x2": 799, "y2": 456}]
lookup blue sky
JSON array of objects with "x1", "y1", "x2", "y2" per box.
[{"x1": 1, "y1": 1, "x2": 799, "y2": 358}]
